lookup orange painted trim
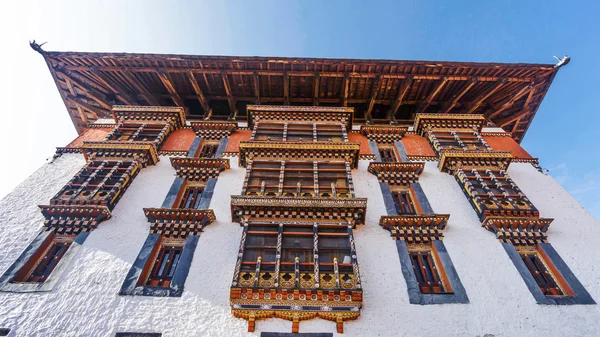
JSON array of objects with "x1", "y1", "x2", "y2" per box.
[
  {"x1": 483, "y1": 135, "x2": 532, "y2": 159},
  {"x1": 226, "y1": 130, "x2": 252, "y2": 153},
  {"x1": 401, "y1": 134, "x2": 436, "y2": 157},
  {"x1": 65, "y1": 128, "x2": 112, "y2": 148},
  {"x1": 161, "y1": 128, "x2": 196, "y2": 152},
  {"x1": 348, "y1": 132, "x2": 372, "y2": 155}
]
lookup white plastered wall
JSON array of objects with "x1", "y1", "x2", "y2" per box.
[{"x1": 0, "y1": 154, "x2": 599, "y2": 337}]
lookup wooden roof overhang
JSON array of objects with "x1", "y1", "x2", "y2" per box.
[
  {"x1": 238, "y1": 141, "x2": 361, "y2": 168},
  {"x1": 170, "y1": 157, "x2": 230, "y2": 181},
  {"x1": 368, "y1": 162, "x2": 425, "y2": 185},
  {"x1": 36, "y1": 48, "x2": 560, "y2": 142},
  {"x1": 230, "y1": 196, "x2": 368, "y2": 226},
  {"x1": 247, "y1": 105, "x2": 354, "y2": 128},
  {"x1": 379, "y1": 214, "x2": 450, "y2": 242}
]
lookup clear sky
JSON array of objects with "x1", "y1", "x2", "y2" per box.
[{"x1": 1, "y1": 0, "x2": 599, "y2": 218}]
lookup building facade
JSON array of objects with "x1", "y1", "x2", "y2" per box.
[{"x1": 0, "y1": 47, "x2": 598, "y2": 336}]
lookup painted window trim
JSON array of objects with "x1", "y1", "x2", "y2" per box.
[
  {"x1": 0, "y1": 230, "x2": 89, "y2": 293},
  {"x1": 503, "y1": 242, "x2": 595, "y2": 305}
]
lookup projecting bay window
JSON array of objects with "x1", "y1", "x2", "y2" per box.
[
  {"x1": 455, "y1": 167, "x2": 539, "y2": 221},
  {"x1": 139, "y1": 238, "x2": 186, "y2": 288},
  {"x1": 13, "y1": 234, "x2": 75, "y2": 283},
  {"x1": 407, "y1": 245, "x2": 451, "y2": 294},
  {"x1": 251, "y1": 122, "x2": 347, "y2": 142},
  {"x1": 427, "y1": 130, "x2": 491, "y2": 156},
  {"x1": 243, "y1": 161, "x2": 353, "y2": 198},
  {"x1": 106, "y1": 123, "x2": 170, "y2": 145},
  {"x1": 51, "y1": 160, "x2": 140, "y2": 209},
  {"x1": 236, "y1": 222, "x2": 358, "y2": 290}
]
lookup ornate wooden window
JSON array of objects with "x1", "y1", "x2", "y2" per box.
[
  {"x1": 139, "y1": 238, "x2": 186, "y2": 288},
  {"x1": 244, "y1": 160, "x2": 353, "y2": 198},
  {"x1": 378, "y1": 146, "x2": 398, "y2": 162},
  {"x1": 236, "y1": 222, "x2": 358, "y2": 291},
  {"x1": 51, "y1": 160, "x2": 140, "y2": 210},
  {"x1": 175, "y1": 185, "x2": 204, "y2": 209},
  {"x1": 391, "y1": 190, "x2": 417, "y2": 215},
  {"x1": 455, "y1": 167, "x2": 539, "y2": 221},
  {"x1": 427, "y1": 130, "x2": 491, "y2": 156},
  {"x1": 407, "y1": 244, "x2": 451, "y2": 294},
  {"x1": 197, "y1": 141, "x2": 220, "y2": 158},
  {"x1": 516, "y1": 246, "x2": 571, "y2": 297},
  {"x1": 106, "y1": 123, "x2": 170, "y2": 144},
  {"x1": 13, "y1": 235, "x2": 75, "y2": 283},
  {"x1": 252, "y1": 122, "x2": 346, "y2": 142}
]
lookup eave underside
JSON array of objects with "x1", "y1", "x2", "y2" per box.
[{"x1": 41, "y1": 51, "x2": 558, "y2": 142}]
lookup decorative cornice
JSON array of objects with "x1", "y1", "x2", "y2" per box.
[
  {"x1": 379, "y1": 214, "x2": 449, "y2": 242},
  {"x1": 359, "y1": 154, "x2": 376, "y2": 160},
  {"x1": 367, "y1": 162, "x2": 425, "y2": 185},
  {"x1": 158, "y1": 149, "x2": 188, "y2": 156},
  {"x1": 55, "y1": 147, "x2": 83, "y2": 155},
  {"x1": 87, "y1": 123, "x2": 117, "y2": 129},
  {"x1": 360, "y1": 126, "x2": 407, "y2": 143},
  {"x1": 406, "y1": 154, "x2": 438, "y2": 162},
  {"x1": 438, "y1": 150, "x2": 512, "y2": 173},
  {"x1": 112, "y1": 105, "x2": 186, "y2": 128},
  {"x1": 248, "y1": 105, "x2": 354, "y2": 128},
  {"x1": 482, "y1": 216, "x2": 553, "y2": 245},
  {"x1": 414, "y1": 113, "x2": 486, "y2": 136},
  {"x1": 170, "y1": 157, "x2": 230, "y2": 181},
  {"x1": 81, "y1": 141, "x2": 159, "y2": 167},
  {"x1": 143, "y1": 208, "x2": 216, "y2": 238},
  {"x1": 190, "y1": 121, "x2": 237, "y2": 140},
  {"x1": 238, "y1": 141, "x2": 361, "y2": 168},
  {"x1": 232, "y1": 309, "x2": 360, "y2": 334},
  {"x1": 39, "y1": 205, "x2": 111, "y2": 234},
  {"x1": 231, "y1": 196, "x2": 368, "y2": 225},
  {"x1": 480, "y1": 131, "x2": 512, "y2": 137}
]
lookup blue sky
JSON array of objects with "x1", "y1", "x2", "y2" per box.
[{"x1": 1, "y1": 0, "x2": 599, "y2": 218}]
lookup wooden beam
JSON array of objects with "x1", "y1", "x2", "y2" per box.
[
  {"x1": 122, "y1": 68, "x2": 160, "y2": 105},
  {"x1": 341, "y1": 73, "x2": 350, "y2": 107},
  {"x1": 221, "y1": 72, "x2": 237, "y2": 117},
  {"x1": 464, "y1": 78, "x2": 507, "y2": 113},
  {"x1": 253, "y1": 73, "x2": 261, "y2": 104},
  {"x1": 89, "y1": 68, "x2": 137, "y2": 105},
  {"x1": 76, "y1": 106, "x2": 89, "y2": 125},
  {"x1": 416, "y1": 77, "x2": 449, "y2": 114},
  {"x1": 387, "y1": 76, "x2": 413, "y2": 122},
  {"x1": 187, "y1": 70, "x2": 210, "y2": 114},
  {"x1": 66, "y1": 95, "x2": 107, "y2": 119},
  {"x1": 441, "y1": 77, "x2": 477, "y2": 113},
  {"x1": 56, "y1": 70, "x2": 112, "y2": 111},
  {"x1": 366, "y1": 76, "x2": 384, "y2": 124},
  {"x1": 487, "y1": 83, "x2": 534, "y2": 119},
  {"x1": 313, "y1": 73, "x2": 321, "y2": 105},
  {"x1": 496, "y1": 109, "x2": 531, "y2": 127},
  {"x1": 157, "y1": 70, "x2": 185, "y2": 107},
  {"x1": 283, "y1": 72, "x2": 290, "y2": 105}
]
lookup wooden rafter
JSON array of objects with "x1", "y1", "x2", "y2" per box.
[
  {"x1": 387, "y1": 76, "x2": 413, "y2": 122},
  {"x1": 122, "y1": 68, "x2": 159, "y2": 105},
  {"x1": 366, "y1": 76, "x2": 384, "y2": 124},
  {"x1": 416, "y1": 77, "x2": 449, "y2": 114},
  {"x1": 441, "y1": 77, "x2": 477, "y2": 113},
  {"x1": 56, "y1": 70, "x2": 112, "y2": 111},
  {"x1": 496, "y1": 86, "x2": 539, "y2": 127},
  {"x1": 157, "y1": 70, "x2": 185, "y2": 107},
  {"x1": 67, "y1": 95, "x2": 104, "y2": 119},
  {"x1": 187, "y1": 70, "x2": 211, "y2": 116},
  {"x1": 313, "y1": 73, "x2": 321, "y2": 106},
  {"x1": 464, "y1": 78, "x2": 508, "y2": 114},
  {"x1": 253, "y1": 73, "x2": 261, "y2": 104},
  {"x1": 88, "y1": 68, "x2": 137, "y2": 105},
  {"x1": 487, "y1": 83, "x2": 534, "y2": 120},
  {"x1": 341, "y1": 73, "x2": 350, "y2": 107},
  {"x1": 221, "y1": 72, "x2": 237, "y2": 118},
  {"x1": 283, "y1": 72, "x2": 290, "y2": 105}
]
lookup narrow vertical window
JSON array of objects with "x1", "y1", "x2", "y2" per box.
[
  {"x1": 177, "y1": 186, "x2": 204, "y2": 209},
  {"x1": 378, "y1": 146, "x2": 398, "y2": 162},
  {"x1": 407, "y1": 245, "x2": 450, "y2": 294},
  {"x1": 197, "y1": 142, "x2": 219, "y2": 158},
  {"x1": 391, "y1": 190, "x2": 417, "y2": 215},
  {"x1": 142, "y1": 239, "x2": 185, "y2": 288},
  {"x1": 518, "y1": 248, "x2": 569, "y2": 297},
  {"x1": 13, "y1": 235, "x2": 74, "y2": 283}
]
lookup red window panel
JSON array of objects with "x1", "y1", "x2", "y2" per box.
[
  {"x1": 145, "y1": 243, "x2": 184, "y2": 288},
  {"x1": 378, "y1": 147, "x2": 397, "y2": 162},
  {"x1": 392, "y1": 191, "x2": 417, "y2": 215},
  {"x1": 177, "y1": 186, "x2": 204, "y2": 209},
  {"x1": 519, "y1": 251, "x2": 565, "y2": 296},
  {"x1": 409, "y1": 250, "x2": 448, "y2": 294},
  {"x1": 14, "y1": 236, "x2": 74, "y2": 283}
]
